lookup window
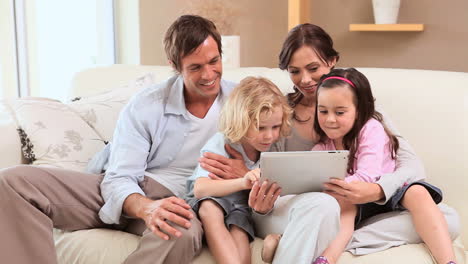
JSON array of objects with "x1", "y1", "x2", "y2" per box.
[
  {"x1": 0, "y1": 0, "x2": 18, "y2": 99},
  {"x1": 1, "y1": 0, "x2": 115, "y2": 102}
]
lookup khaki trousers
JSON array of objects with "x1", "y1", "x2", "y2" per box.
[{"x1": 0, "y1": 165, "x2": 203, "y2": 264}]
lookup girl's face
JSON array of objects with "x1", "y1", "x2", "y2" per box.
[
  {"x1": 243, "y1": 106, "x2": 283, "y2": 153},
  {"x1": 287, "y1": 45, "x2": 336, "y2": 102},
  {"x1": 317, "y1": 85, "x2": 357, "y2": 144}
]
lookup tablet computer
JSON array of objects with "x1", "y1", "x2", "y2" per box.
[{"x1": 259, "y1": 151, "x2": 349, "y2": 195}]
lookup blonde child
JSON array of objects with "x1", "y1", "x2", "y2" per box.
[
  {"x1": 309, "y1": 68, "x2": 456, "y2": 264},
  {"x1": 186, "y1": 77, "x2": 292, "y2": 264}
]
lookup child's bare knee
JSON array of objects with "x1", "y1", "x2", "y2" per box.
[
  {"x1": 198, "y1": 200, "x2": 223, "y2": 220},
  {"x1": 402, "y1": 184, "x2": 432, "y2": 208},
  {"x1": 405, "y1": 185, "x2": 430, "y2": 199}
]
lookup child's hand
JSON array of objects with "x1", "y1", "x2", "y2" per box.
[{"x1": 243, "y1": 168, "x2": 261, "y2": 189}]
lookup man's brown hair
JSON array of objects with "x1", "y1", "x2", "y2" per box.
[{"x1": 164, "y1": 15, "x2": 222, "y2": 72}]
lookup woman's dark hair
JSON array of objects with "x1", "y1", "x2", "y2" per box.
[
  {"x1": 313, "y1": 68, "x2": 400, "y2": 174},
  {"x1": 278, "y1": 23, "x2": 340, "y2": 108},
  {"x1": 164, "y1": 15, "x2": 222, "y2": 73}
]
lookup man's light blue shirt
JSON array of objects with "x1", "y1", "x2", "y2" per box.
[{"x1": 93, "y1": 75, "x2": 236, "y2": 224}]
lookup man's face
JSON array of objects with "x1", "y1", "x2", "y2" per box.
[{"x1": 180, "y1": 36, "x2": 222, "y2": 99}]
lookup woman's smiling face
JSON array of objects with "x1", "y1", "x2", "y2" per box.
[{"x1": 287, "y1": 45, "x2": 336, "y2": 102}]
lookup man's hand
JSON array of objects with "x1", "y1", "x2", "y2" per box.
[
  {"x1": 136, "y1": 196, "x2": 194, "y2": 240},
  {"x1": 248, "y1": 180, "x2": 281, "y2": 214},
  {"x1": 199, "y1": 144, "x2": 249, "y2": 180},
  {"x1": 323, "y1": 178, "x2": 384, "y2": 204}
]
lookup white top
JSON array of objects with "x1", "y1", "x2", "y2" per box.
[{"x1": 146, "y1": 96, "x2": 221, "y2": 197}]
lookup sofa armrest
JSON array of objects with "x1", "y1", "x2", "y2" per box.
[{"x1": 0, "y1": 100, "x2": 24, "y2": 168}]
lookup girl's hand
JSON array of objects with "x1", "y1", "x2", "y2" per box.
[
  {"x1": 199, "y1": 144, "x2": 249, "y2": 180},
  {"x1": 248, "y1": 180, "x2": 282, "y2": 214},
  {"x1": 243, "y1": 168, "x2": 260, "y2": 189},
  {"x1": 323, "y1": 178, "x2": 384, "y2": 204}
]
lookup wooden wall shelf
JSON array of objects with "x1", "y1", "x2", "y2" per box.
[
  {"x1": 288, "y1": 0, "x2": 310, "y2": 30},
  {"x1": 349, "y1": 24, "x2": 424, "y2": 32}
]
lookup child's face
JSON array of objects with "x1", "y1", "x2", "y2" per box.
[
  {"x1": 317, "y1": 85, "x2": 357, "y2": 142},
  {"x1": 243, "y1": 106, "x2": 283, "y2": 152}
]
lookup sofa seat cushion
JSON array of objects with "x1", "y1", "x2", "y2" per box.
[
  {"x1": 53, "y1": 229, "x2": 466, "y2": 263},
  {"x1": 53, "y1": 228, "x2": 264, "y2": 264}
]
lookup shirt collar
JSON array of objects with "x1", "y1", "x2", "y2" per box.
[
  {"x1": 165, "y1": 75, "x2": 230, "y2": 117},
  {"x1": 165, "y1": 75, "x2": 186, "y2": 116}
]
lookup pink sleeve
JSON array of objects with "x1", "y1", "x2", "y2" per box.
[
  {"x1": 311, "y1": 140, "x2": 334, "y2": 151},
  {"x1": 345, "y1": 119, "x2": 390, "y2": 183},
  {"x1": 312, "y1": 143, "x2": 326, "y2": 151}
]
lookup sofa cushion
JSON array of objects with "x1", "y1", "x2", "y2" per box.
[
  {"x1": 11, "y1": 98, "x2": 105, "y2": 172},
  {"x1": 68, "y1": 73, "x2": 155, "y2": 141},
  {"x1": 53, "y1": 228, "x2": 264, "y2": 264},
  {"x1": 53, "y1": 228, "x2": 466, "y2": 263}
]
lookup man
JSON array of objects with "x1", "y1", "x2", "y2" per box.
[{"x1": 0, "y1": 15, "x2": 236, "y2": 264}]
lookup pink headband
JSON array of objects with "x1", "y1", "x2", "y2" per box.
[{"x1": 322, "y1": 76, "x2": 355, "y2": 88}]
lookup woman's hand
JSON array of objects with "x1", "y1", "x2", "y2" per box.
[
  {"x1": 199, "y1": 144, "x2": 249, "y2": 180},
  {"x1": 323, "y1": 178, "x2": 385, "y2": 204},
  {"x1": 248, "y1": 180, "x2": 282, "y2": 214},
  {"x1": 243, "y1": 168, "x2": 260, "y2": 189}
]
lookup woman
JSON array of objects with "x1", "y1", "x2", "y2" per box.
[{"x1": 199, "y1": 24, "x2": 460, "y2": 264}]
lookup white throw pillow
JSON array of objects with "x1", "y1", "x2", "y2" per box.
[
  {"x1": 11, "y1": 97, "x2": 105, "y2": 172},
  {"x1": 68, "y1": 73, "x2": 155, "y2": 142}
]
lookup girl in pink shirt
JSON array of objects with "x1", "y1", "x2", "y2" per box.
[{"x1": 311, "y1": 68, "x2": 456, "y2": 264}]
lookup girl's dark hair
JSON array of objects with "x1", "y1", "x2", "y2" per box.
[
  {"x1": 164, "y1": 15, "x2": 222, "y2": 73},
  {"x1": 278, "y1": 23, "x2": 340, "y2": 108},
  {"x1": 313, "y1": 68, "x2": 400, "y2": 174}
]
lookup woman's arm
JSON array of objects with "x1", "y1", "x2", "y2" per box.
[{"x1": 376, "y1": 110, "x2": 426, "y2": 204}]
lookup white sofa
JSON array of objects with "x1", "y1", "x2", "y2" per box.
[{"x1": 0, "y1": 65, "x2": 466, "y2": 263}]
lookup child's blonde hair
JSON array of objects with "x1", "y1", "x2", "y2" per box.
[{"x1": 219, "y1": 77, "x2": 292, "y2": 143}]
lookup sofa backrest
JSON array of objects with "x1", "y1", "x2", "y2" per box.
[{"x1": 71, "y1": 65, "x2": 468, "y2": 246}]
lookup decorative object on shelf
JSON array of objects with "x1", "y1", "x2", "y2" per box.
[
  {"x1": 221, "y1": 35, "x2": 240, "y2": 68},
  {"x1": 372, "y1": 0, "x2": 401, "y2": 24},
  {"x1": 182, "y1": 0, "x2": 241, "y2": 68}
]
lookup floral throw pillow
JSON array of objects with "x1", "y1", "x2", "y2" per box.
[
  {"x1": 11, "y1": 98, "x2": 106, "y2": 172},
  {"x1": 68, "y1": 73, "x2": 155, "y2": 142}
]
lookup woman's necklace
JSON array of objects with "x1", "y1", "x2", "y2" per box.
[
  {"x1": 293, "y1": 112, "x2": 312, "y2": 122},
  {"x1": 293, "y1": 101, "x2": 314, "y2": 123}
]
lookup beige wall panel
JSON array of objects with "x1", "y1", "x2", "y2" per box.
[
  {"x1": 138, "y1": 0, "x2": 288, "y2": 67},
  {"x1": 125, "y1": 0, "x2": 467, "y2": 72},
  {"x1": 310, "y1": 0, "x2": 468, "y2": 72}
]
